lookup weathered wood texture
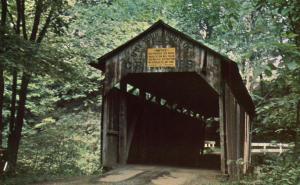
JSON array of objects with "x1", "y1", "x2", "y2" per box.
[
  {"x1": 104, "y1": 27, "x2": 220, "y2": 95},
  {"x1": 97, "y1": 21, "x2": 254, "y2": 178},
  {"x1": 118, "y1": 81, "x2": 127, "y2": 164},
  {"x1": 224, "y1": 83, "x2": 251, "y2": 177},
  {"x1": 102, "y1": 90, "x2": 120, "y2": 167},
  {"x1": 243, "y1": 114, "x2": 251, "y2": 173},
  {"x1": 219, "y1": 75, "x2": 227, "y2": 174}
]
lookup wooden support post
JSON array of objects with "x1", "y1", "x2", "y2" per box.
[
  {"x1": 118, "y1": 81, "x2": 127, "y2": 164},
  {"x1": 100, "y1": 81, "x2": 105, "y2": 167},
  {"x1": 243, "y1": 114, "x2": 250, "y2": 173},
  {"x1": 225, "y1": 84, "x2": 233, "y2": 176},
  {"x1": 219, "y1": 83, "x2": 226, "y2": 174},
  {"x1": 102, "y1": 91, "x2": 119, "y2": 167},
  {"x1": 236, "y1": 103, "x2": 241, "y2": 178},
  {"x1": 232, "y1": 98, "x2": 238, "y2": 178},
  {"x1": 102, "y1": 95, "x2": 109, "y2": 167}
]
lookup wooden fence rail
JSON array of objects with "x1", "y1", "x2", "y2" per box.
[{"x1": 251, "y1": 143, "x2": 294, "y2": 154}]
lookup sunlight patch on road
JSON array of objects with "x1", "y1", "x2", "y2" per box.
[{"x1": 98, "y1": 169, "x2": 144, "y2": 182}]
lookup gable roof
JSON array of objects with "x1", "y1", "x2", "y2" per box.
[
  {"x1": 91, "y1": 20, "x2": 238, "y2": 71},
  {"x1": 91, "y1": 20, "x2": 255, "y2": 117}
]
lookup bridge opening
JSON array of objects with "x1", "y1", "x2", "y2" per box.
[{"x1": 116, "y1": 72, "x2": 221, "y2": 168}]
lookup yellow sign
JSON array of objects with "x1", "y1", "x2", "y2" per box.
[{"x1": 147, "y1": 48, "x2": 176, "y2": 67}]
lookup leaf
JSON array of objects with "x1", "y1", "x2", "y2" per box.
[
  {"x1": 286, "y1": 61, "x2": 300, "y2": 70},
  {"x1": 265, "y1": 69, "x2": 272, "y2": 77}
]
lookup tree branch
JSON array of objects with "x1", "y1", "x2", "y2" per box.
[
  {"x1": 1, "y1": 0, "x2": 7, "y2": 26},
  {"x1": 7, "y1": 9, "x2": 17, "y2": 32},
  {"x1": 15, "y1": 0, "x2": 21, "y2": 34},
  {"x1": 37, "y1": 7, "x2": 54, "y2": 43},
  {"x1": 21, "y1": 0, "x2": 27, "y2": 39},
  {"x1": 30, "y1": 0, "x2": 43, "y2": 41}
]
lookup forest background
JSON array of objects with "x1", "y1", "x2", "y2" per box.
[{"x1": 0, "y1": 0, "x2": 299, "y2": 184}]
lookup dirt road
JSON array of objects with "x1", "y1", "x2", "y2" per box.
[{"x1": 38, "y1": 165, "x2": 222, "y2": 185}]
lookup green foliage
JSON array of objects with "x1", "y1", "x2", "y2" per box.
[
  {"x1": 1, "y1": 0, "x2": 300, "y2": 183},
  {"x1": 17, "y1": 103, "x2": 101, "y2": 176},
  {"x1": 243, "y1": 152, "x2": 300, "y2": 185}
]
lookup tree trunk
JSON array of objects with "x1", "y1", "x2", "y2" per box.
[
  {"x1": 7, "y1": 70, "x2": 17, "y2": 150},
  {"x1": 30, "y1": 0, "x2": 43, "y2": 42},
  {"x1": 0, "y1": 0, "x2": 8, "y2": 148},
  {"x1": 20, "y1": 0, "x2": 28, "y2": 39},
  {"x1": 295, "y1": 100, "x2": 300, "y2": 155},
  {"x1": 7, "y1": 74, "x2": 30, "y2": 174},
  {"x1": 15, "y1": 0, "x2": 21, "y2": 34},
  {"x1": 259, "y1": 74, "x2": 264, "y2": 96},
  {"x1": 0, "y1": 66, "x2": 4, "y2": 147}
]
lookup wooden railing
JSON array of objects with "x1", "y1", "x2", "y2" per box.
[
  {"x1": 251, "y1": 143, "x2": 294, "y2": 154},
  {"x1": 204, "y1": 141, "x2": 216, "y2": 148}
]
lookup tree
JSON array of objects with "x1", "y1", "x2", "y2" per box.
[
  {"x1": 0, "y1": 0, "x2": 7, "y2": 147},
  {"x1": 0, "y1": 0, "x2": 77, "y2": 174}
]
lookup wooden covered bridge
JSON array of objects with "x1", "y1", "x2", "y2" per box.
[{"x1": 91, "y1": 20, "x2": 255, "y2": 178}]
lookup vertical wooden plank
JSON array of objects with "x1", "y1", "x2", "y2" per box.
[
  {"x1": 248, "y1": 116, "x2": 252, "y2": 169},
  {"x1": 236, "y1": 103, "x2": 241, "y2": 177},
  {"x1": 243, "y1": 113, "x2": 247, "y2": 173},
  {"x1": 102, "y1": 91, "x2": 119, "y2": 167},
  {"x1": 243, "y1": 113, "x2": 250, "y2": 173},
  {"x1": 219, "y1": 65, "x2": 226, "y2": 174},
  {"x1": 225, "y1": 84, "x2": 241, "y2": 179},
  {"x1": 118, "y1": 81, "x2": 127, "y2": 164},
  {"x1": 101, "y1": 94, "x2": 109, "y2": 167},
  {"x1": 231, "y1": 95, "x2": 237, "y2": 178},
  {"x1": 100, "y1": 80, "x2": 105, "y2": 167},
  {"x1": 225, "y1": 84, "x2": 233, "y2": 176},
  {"x1": 219, "y1": 92, "x2": 226, "y2": 174},
  {"x1": 240, "y1": 106, "x2": 245, "y2": 159}
]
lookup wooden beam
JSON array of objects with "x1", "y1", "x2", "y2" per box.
[
  {"x1": 225, "y1": 84, "x2": 234, "y2": 177},
  {"x1": 118, "y1": 81, "x2": 127, "y2": 164},
  {"x1": 101, "y1": 95, "x2": 109, "y2": 167},
  {"x1": 236, "y1": 103, "x2": 241, "y2": 176},
  {"x1": 219, "y1": 79, "x2": 226, "y2": 174},
  {"x1": 102, "y1": 91, "x2": 119, "y2": 167}
]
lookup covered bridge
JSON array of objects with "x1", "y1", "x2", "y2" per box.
[{"x1": 91, "y1": 20, "x2": 255, "y2": 178}]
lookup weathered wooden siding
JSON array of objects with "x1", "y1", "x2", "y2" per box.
[
  {"x1": 243, "y1": 113, "x2": 251, "y2": 173},
  {"x1": 224, "y1": 83, "x2": 252, "y2": 177},
  {"x1": 102, "y1": 90, "x2": 121, "y2": 167},
  {"x1": 99, "y1": 21, "x2": 254, "y2": 178},
  {"x1": 219, "y1": 63, "x2": 227, "y2": 174},
  {"x1": 104, "y1": 27, "x2": 220, "y2": 95}
]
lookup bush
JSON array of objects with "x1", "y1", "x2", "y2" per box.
[{"x1": 256, "y1": 151, "x2": 300, "y2": 185}]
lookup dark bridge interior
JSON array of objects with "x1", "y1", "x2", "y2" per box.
[
  {"x1": 124, "y1": 72, "x2": 219, "y2": 117},
  {"x1": 121, "y1": 72, "x2": 220, "y2": 168}
]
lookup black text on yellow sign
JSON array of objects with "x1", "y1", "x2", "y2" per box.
[{"x1": 147, "y1": 48, "x2": 176, "y2": 67}]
